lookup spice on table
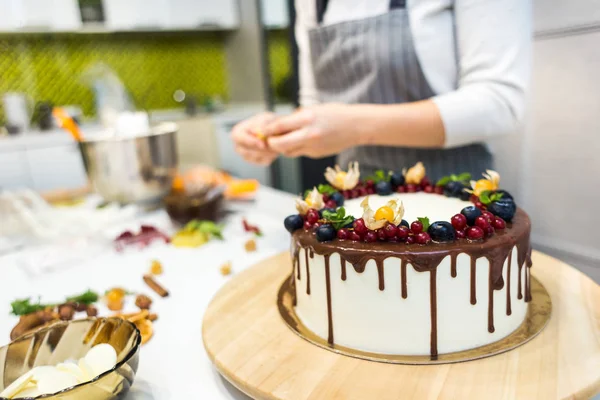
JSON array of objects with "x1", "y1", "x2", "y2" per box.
[
  {"x1": 107, "y1": 298, "x2": 124, "y2": 311},
  {"x1": 143, "y1": 275, "x2": 169, "y2": 297},
  {"x1": 86, "y1": 305, "x2": 98, "y2": 317},
  {"x1": 135, "y1": 318, "x2": 154, "y2": 345},
  {"x1": 112, "y1": 310, "x2": 154, "y2": 344},
  {"x1": 242, "y1": 218, "x2": 262, "y2": 236},
  {"x1": 220, "y1": 262, "x2": 232, "y2": 276},
  {"x1": 244, "y1": 239, "x2": 257, "y2": 252},
  {"x1": 104, "y1": 288, "x2": 128, "y2": 311},
  {"x1": 150, "y1": 259, "x2": 163, "y2": 275},
  {"x1": 135, "y1": 294, "x2": 153, "y2": 310},
  {"x1": 10, "y1": 310, "x2": 58, "y2": 340},
  {"x1": 58, "y1": 304, "x2": 75, "y2": 321},
  {"x1": 148, "y1": 313, "x2": 158, "y2": 322}
]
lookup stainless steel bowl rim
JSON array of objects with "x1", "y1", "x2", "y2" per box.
[{"x1": 82, "y1": 122, "x2": 178, "y2": 143}]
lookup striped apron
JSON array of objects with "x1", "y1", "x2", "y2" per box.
[{"x1": 308, "y1": 0, "x2": 492, "y2": 180}]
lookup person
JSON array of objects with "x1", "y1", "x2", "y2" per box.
[{"x1": 232, "y1": 0, "x2": 532, "y2": 179}]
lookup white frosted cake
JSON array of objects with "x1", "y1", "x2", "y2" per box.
[{"x1": 283, "y1": 163, "x2": 532, "y2": 358}]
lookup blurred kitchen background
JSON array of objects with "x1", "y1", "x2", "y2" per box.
[{"x1": 0, "y1": 0, "x2": 598, "y2": 279}]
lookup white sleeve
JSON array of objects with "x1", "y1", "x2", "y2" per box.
[
  {"x1": 431, "y1": 0, "x2": 533, "y2": 148},
  {"x1": 294, "y1": 0, "x2": 320, "y2": 106}
]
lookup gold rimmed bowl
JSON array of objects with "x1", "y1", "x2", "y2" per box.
[{"x1": 0, "y1": 318, "x2": 141, "y2": 399}]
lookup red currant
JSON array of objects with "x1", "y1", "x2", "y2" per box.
[
  {"x1": 366, "y1": 179, "x2": 375, "y2": 188},
  {"x1": 353, "y1": 218, "x2": 368, "y2": 235},
  {"x1": 466, "y1": 226, "x2": 485, "y2": 240},
  {"x1": 397, "y1": 186, "x2": 406, "y2": 193},
  {"x1": 377, "y1": 229, "x2": 387, "y2": 241},
  {"x1": 423, "y1": 185, "x2": 434, "y2": 193},
  {"x1": 451, "y1": 214, "x2": 467, "y2": 230},
  {"x1": 434, "y1": 185, "x2": 444, "y2": 195},
  {"x1": 406, "y1": 184, "x2": 417, "y2": 193},
  {"x1": 416, "y1": 232, "x2": 432, "y2": 244},
  {"x1": 493, "y1": 217, "x2": 506, "y2": 230},
  {"x1": 313, "y1": 222, "x2": 322, "y2": 228},
  {"x1": 405, "y1": 236, "x2": 416, "y2": 245},
  {"x1": 306, "y1": 209, "x2": 319, "y2": 224},
  {"x1": 474, "y1": 216, "x2": 490, "y2": 229},
  {"x1": 322, "y1": 194, "x2": 330, "y2": 203},
  {"x1": 396, "y1": 226, "x2": 410, "y2": 241},
  {"x1": 387, "y1": 237, "x2": 399, "y2": 242},
  {"x1": 364, "y1": 231, "x2": 378, "y2": 243},
  {"x1": 485, "y1": 225, "x2": 495, "y2": 237},
  {"x1": 342, "y1": 190, "x2": 351, "y2": 199},
  {"x1": 325, "y1": 200, "x2": 337, "y2": 209},
  {"x1": 337, "y1": 228, "x2": 349, "y2": 240},
  {"x1": 358, "y1": 187, "x2": 368, "y2": 197},
  {"x1": 410, "y1": 221, "x2": 423, "y2": 233},
  {"x1": 303, "y1": 220, "x2": 313, "y2": 230},
  {"x1": 474, "y1": 201, "x2": 485, "y2": 209},
  {"x1": 456, "y1": 229, "x2": 466, "y2": 239},
  {"x1": 421, "y1": 177, "x2": 431, "y2": 188},
  {"x1": 351, "y1": 189, "x2": 360, "y2": 198},
  {"x1": 470, "y1": 195, "x2": 479, "y2": 203},
  {"x1": 367, "y1": 187, "x2": 376, "y2": 195},
  {"x1": 349, "y1": 231, "x2": 361, "y2": 241},
  {"x1": 383, "y1": 223, "x2": 398, "y2": 238},
  {"x1": 482, "y1": 211, "x2": 495, "y2": 224}
]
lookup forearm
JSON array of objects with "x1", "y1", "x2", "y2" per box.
[{"x1": 351, "y1": 100, "x2": 446, "y2": 148}]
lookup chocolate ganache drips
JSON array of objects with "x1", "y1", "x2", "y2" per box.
[{"x1": 290, "y1": 208, "x2": 532, "y2": 358}]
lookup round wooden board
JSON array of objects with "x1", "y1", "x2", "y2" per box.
[{"x1": 202, "y1": 251, "x2": 600, "y2": 400}]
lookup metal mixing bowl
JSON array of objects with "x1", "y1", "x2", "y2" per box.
[{"x1": 79, "y1": 122, "x2": 178, "y2": 206}]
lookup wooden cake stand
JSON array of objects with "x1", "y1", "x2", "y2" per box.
[{"x1": 203, "y1": 251, "x2": 600, "y2": 400}]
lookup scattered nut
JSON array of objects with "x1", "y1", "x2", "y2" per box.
[
  {"x1": 220, "y1": 262, "x2": 232, "y2": 276},
  {"x1": 74, "y1": 302, "x2": 88, "y2": 312},
  {"x1": 58, "y1": 304, "x2": 75, "y2": 321},
  {"x1": 150, "y1": 259, "x2": 163, "y2": 275},
  {"x1": 244, "y1": 239, "x2": 257, "y2": 252},
  {"x1": 135, "y1": 294, "x2": 153, "y2": 310},
  {"x1": 86, "y1": 305, "x2": 98, "y2": 317}
]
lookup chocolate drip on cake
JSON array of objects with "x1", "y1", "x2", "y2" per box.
[
  {"x1": 295, "y1": 246, "x2": 301, "y2": 280},
  {"x1": 506, "y1": 250, "x2": 512, "y2": 316},
  {"x1": 292, "y1": 208, "x2": 532, "y2": 357},
  {"x1": 401, "y1": 259, "x2": 408, "y2": 299},
  {"x1": 430, "y1": 269, "x2": 438, "y2": 358},
  {"x1": 470, "y1": 257, "x2": 477, "y2": 305},
  {"x1": 450, "y1": 253, "x2": 457, "y2": 278},
  {"x1": 324, "y1": 254, "x2": 334, "y2": 345}
]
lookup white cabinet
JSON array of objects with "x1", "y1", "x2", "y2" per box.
[
  {"x1": 261, "y1": 0, "x2": 289, "y2": 28},
  {"x1": 0, "y1": 151, "x2": 30, "y2": 190},
  {"x1": 103, "y1": 0, "x2": 169, "y2": 30},
  {"x1": 534, "y1": 0, "x2": 600, "y2": 34},
  {"x1": 166, "y1": 0, "x2": 239, "y2": 29},
  {"x1": 0, "y1": 0, "x2": 81, "y2": 31},
  {"x1": 24, "y1": 144, "x2": 88, "y2": 191}
]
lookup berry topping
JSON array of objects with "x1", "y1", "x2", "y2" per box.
[
  {"x1": 342, "y1": 190, "x2": 352, "y2": 199},
  {"x1": 494, "y1": 190, "x2": 513, "y2": 201},
  {"x1": 474, "y1": 201, "x2": 485, "y2": 209},
  {"x1": 485, "y1": 225, "x2": 495, "y2": 237},
  {"x1": 349, "y1": 231, "x2": 362, "y2": 241},
  {"x1": 365, "y1": 179, "x2": 375, "y2": 188},
  {"x1": 444, "y1": 181, "x2": 466, "y2": 198},
  {"x1": 364, "y1": 231, "x2": 378, "y2": 243},
  {"x1": 383, "y1": 223, "x2": 398, "y2": 238},
  {"x1": 427, "y1": 221, "x2": 456, "y2": 242},
  {"x1": 420, "y1": 176, "x2": 431, "y2": 188},
  {"x1": 459, "y1": 191, "x2": 471, "y2": 201},
  {"x1": 303, "y1": 220, "x2": 313, "y2": 230},
  {"x1": 284, "y1": 215, "x2": 304, "y2": 233},
  {"x1": 337, "y1": 228, "x2": 350, "y2": 240},
  {"x1": 405, "y1": 236, "x2": 416, "y2": 244},
  {"x1": 416, "y1": 232, "x2": 432, "y2": 244},
  {"x1": 474, "y1": 216, "x2": 490, "y2": 229},
  {"x1": 353, "y1": 218, "x2": 368, "y2": 235},
  {"x1": 406, "y1": 184, "x2": 417, "y2": 193},
  {"x1": 390, "y1": 172, "x2": 405, "y2": 188},
  {"x1": 487, "y1": 199, "x2": 517, "y2": 222},
  {"x1": 357, "y1": 187, "x2": 367, "y2": 197},
  {"x1": 451, "y1": 214, "x2": 467, "y2": 230},
  {"x1": 316, "y1": 224, "x2": 336, "y2": 242},
  {"x1": 456, "y1": 229, "x2": 466, "y2": 239},
  {"x1": 466, "y1": 226, "x2": 485, "y2": 240},
  {"x1": 374, "y1": 206, "x2": 395, "y2": 223},
  {"x1": 423, "y1": 185, "x2": 434, "y2": 193},
  {"x1": 366, "y1": 187, "x2": 376, "y2": 195},
  {"x1": 322, "y1": 194, "x2": 330, "y2": 203},
  {"x1": 482, "y1": 211, "x2": 495, "y2": 224},
  {"x1": 492, "y1": 217, "x2": 506, "y2": 230},
  {"x1": 351, "y1": 189, "x2": 360, "y2": 198},
  {"x1": 306, "y1": 209, "x2": 319, "y2": 224},
  {"x1": 375, "y1": 181, "x2": 393, "y2": 196},
  {"x1": 461, "y1": 206, "x2": 482, "y2": 226},
  {"x1": 410, "y1": 221, "x2": 423, "y2": 233},
  {"x1": 434, "y1": 185, "x2": 444, "y2": 195},
  {"x1": 325, "y1": 199, "x2": 338, "y2": 209},
  {"x1": 377, "y1": 228, "x2": 387, "y2": 241},
  {"x1": 396, "y1": 226, "x2": 410, "y2": 241},
  {"x1": 396, "y1": 186, "x2": 406, "y2": 193},
  {"x1": 400, "y1": 219, "x2": 409, "y2": 228},
  {"x1": 313, "y1": 222, "x2": 322, "y2": 228}
]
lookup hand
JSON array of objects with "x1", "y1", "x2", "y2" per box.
[
  {"x1": 231, "y1": 112, "x2": 279, "y2": 166},
  {"x1": 263, "y1": 104, "x2": 362, "y2": 158}
]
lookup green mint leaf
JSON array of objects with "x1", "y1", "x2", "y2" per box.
[
  {"x1": 303, "y1": 190, "x2": 311, "y2": 198},
  {"x1": 417, "y1": 217, "x2": 430, "y2": 231},
  {"x1": 338, "y1": 207, "x2": 345, "y2": 218},
  {"x1": 450, "y1": 174, "x2": 458, "y2": 181},
  {"x1": 67, "y1": 289, "x2": 99, "y2": 305},
  {"x1": 367, "y1": 170, "x2": 391, "y2": 183},
  {"x1": 436, "y1": 176, "x2": 451, "y2": 186},
  {"x1": 479, "y1": 191, "x2": 492, "y2": 205},
  {"x1": 317, "y1": 184, "x2": 337, "y2": 195},
  {"x1": 490, "y1": 193, "x2": 503, "y2": 202},
  {"x1": 197, "y1": 221, "x2": 224, "y2": 240},
  {"x1": 456, "y1": 172, "x2": 472, "y2": 182},
  {"x1": 10, "y1": 298, "x2": 47, "y2": 316}
]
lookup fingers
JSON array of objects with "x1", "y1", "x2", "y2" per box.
[
  {"x1": 267, "y1": 129, "x2": 309, "y2": 157},
  {"x1": 262, "y1": 109, "x2": 315, "y2": 137},
  {"x1": 235, "y1": 144, "x2": 278, "y2": 166},
  {"x1": 231, "y1": 112, "x2": 276, "y2": 150}
]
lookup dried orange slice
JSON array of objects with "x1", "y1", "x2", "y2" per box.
[
  {"x1": 225, "y1": 179, "x2": 259, "y2": 198},
  {"x1": 135, "y1": 319, "x2": 154, "y2": 345}
]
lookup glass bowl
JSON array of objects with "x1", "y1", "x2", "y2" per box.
[{"x1": 0, "y1": 317, "x2": 141, "y2": 399}]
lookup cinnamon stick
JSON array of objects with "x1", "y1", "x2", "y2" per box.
[{"x1": 143, "y1": 275, "x2": 169, "y2": 297}]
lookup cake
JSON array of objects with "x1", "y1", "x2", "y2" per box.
[{"x1": 283, "y1": 162, "x2": 532, "y2": 358}]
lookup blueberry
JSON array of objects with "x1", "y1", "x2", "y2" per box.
[
  {"x1": 459, "y1": 190, "x2": 471, "y2": 201},
  {"x1": 487, "y1": 199, "x2": 517, "y2": 222},
  {"x1": 375, "y1": 181, "x2": 393, "y2": 196},
  {"x1": 427, "y1": 221, "x2": 456, "y2": 242},
  {"x1": 461, "y1": 206, "x2": 482, "y2": 226},
  {"x1": 284, "y1": 214, "x2": 304, "y2": 233},
  {"x1": 330, "y1": 192, "x2": 345, "y2": 206},
  {"x1": 493, "y1": 190, "x2": 514, "y2": 201},
  {"x1": 316, "y1": 224, "x2": 336, "y2": 242},
  {"x1": 390, "y1": 172, "x2": 405, "y2": 188},
  {"x1": 399, "y1": 219, "x2": 409, "y2": 228},
  {"x1": 444, "y1": 181, "x2": 467, "y2": 198}
]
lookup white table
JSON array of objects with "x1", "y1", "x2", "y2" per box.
[{"x1": 0, "y1": 187, "x2": 297, "y2": 399}]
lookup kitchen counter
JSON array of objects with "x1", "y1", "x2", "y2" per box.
[{"x1": 0, "y1": 186, "x2": 296, "y2": 399}]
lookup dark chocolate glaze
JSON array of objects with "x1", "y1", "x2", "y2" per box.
[
  {"x1": 305, "y1": 248, "x2": 311, "y2": 295},
  {"x1": 291, "y1": 208, "x2": 532, "y2": 358},
  {"x1": 341, "y1": 259, "x2": 347, "y2": 281},
  {"x1": 430, "y1": 269, "x2": 438, "y2": 358},
  {"x1": 507, "y1": 250, "x2": 512, "y2": 316},
  {"x1": 518, "y1": 264, "x2": 523, "y2": 300}
]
